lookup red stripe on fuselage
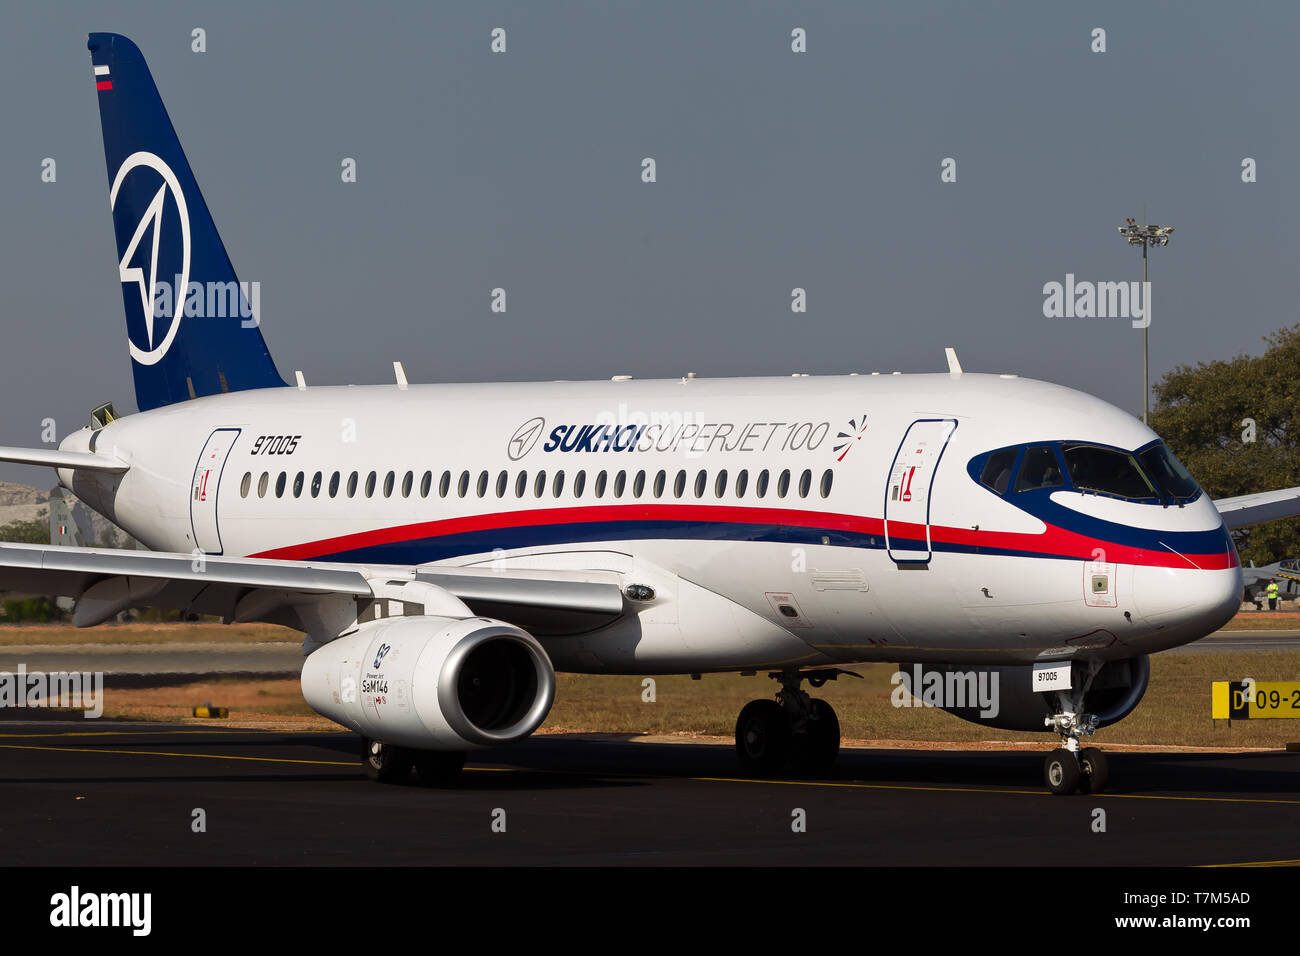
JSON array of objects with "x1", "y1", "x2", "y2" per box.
[{"x1": 249, "y1": 503, "x2": 1236, "y2": 570}]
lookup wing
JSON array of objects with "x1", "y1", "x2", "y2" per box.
[
  {"x1": 0, "y1": 445, "x2": 128, "y2": 473},
  {"x1": 1214, "y1": 487, "x2": 1300, "y2": 529},
  {"x1": 0, "y1": 542, "x2": 626, "y2": 636}
]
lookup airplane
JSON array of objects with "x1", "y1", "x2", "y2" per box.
[
  {"x1": 0, "y1": 32, "x2": 1296, "y2": 795},
  {"x1": 1239, "y1": 559, "x2": 1300, "y2": 608}
]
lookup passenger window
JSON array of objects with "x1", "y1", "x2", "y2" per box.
[
  {"x1": 457, "y1": 471, "x2": 469, "y2": 497},
  {"x1": 1015, "y1": 446, "x2": 1065, "y2": 493},
  {"x1": 777, "y1": 469, "x2": 791, "y2": 498},
  {"x1": 496, "y1": 470, "x2": 508, "y2": 497},
  {"x1": 311, "y1": 471, "x2": 322, "y2": 498},
  {"x1": 257, "y1": 472, "x2": 269, "y2": 498},
  {"x1": 366, "y1": 472, "x2": 377, "y2": 497},
  {"x1": 420, "y1": 471, "x2": 431, "y2": 497},
  {"x1": 694, "y1": 470, "x2": 707, "y2": 498},
  {"x1": 293, "y1": 471, "x2": 305, "y2": 498},
  {"x1": 714, "y1": 469, "x2": 727, "y2": 498},
  {"x1": 275, "y1": 472, "x2": 287, "y2": 498},
  {"x1": 820, "y1": 469, "x2": 833, "y2": 498},
  {"x1": 633, "y1": 470, "x2": 646, "y2": 498},
  {"x1": 240, "y1": 472, "x2": 251, "y2": 498},
  {"x1": 439, "y1": 470, "x2": 451, "y2": 497},
  {"x1": 574, "y1": 471, "x2": 586, "y2": 497},
  {"x1": 515, "y1": 471, "x2": 527, "y2": 498},
  {"x1": 653, "y1": 470, "x2": 666, "y2": 498},
  {"x1": 552, "y1": 470, "x2": 565, "y2": 497},
  {"x1": 329, "y1": 471, "x2": 340, "y2": 498},
  {"x1": 534, "y1": 470, "x2": 547, "y2": 498},
  {"x1": 403, "y1": 471, "x2": 414, "y2": 497},
  {"x1": 613, "y1": 471, "x2": 626, "y2": 498},
  {"x1": 798, "y1": 469, "x2": 812, "y2": 498},
  {"x1": 383, "y1": 471, "x2": 395, "y2": 497},
  {"x1": 756, "y1": 469, "x2": 770, "y2": 498},
  {"x1": 477, "y1": 470, "x2": 489, "y2": 497},
  {"x1": 594, "y1": 470, "x2": 607, "y2": 498},
  {"x1": 347, "y1": 471, "x2": 358, "y2": 497},
  {"x1": 674, "y1": 470, "x2": 687, "y2": 498},
  {"x1": 980, "y1": 448, "x2": 1018, "y2": 495},
  {"x1": 735, "y1": 469, "x2": 748, "y2": 497}
]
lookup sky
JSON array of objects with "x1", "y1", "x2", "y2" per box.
[{"x1": 0, "y1": 0, "x2": 1296, "y2": 485}]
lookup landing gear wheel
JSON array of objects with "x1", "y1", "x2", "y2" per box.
[
  {"x1": 1077, "y1": 747, "x2": 1109, "y2": 794},
  {"x1": 413, "y1": 751, "x2": 466, "y2": 786},
  {"x1": 736, "y1": 699, "x2": 792, "y2": 775},
  {"x1": 362, "y1": 737, "x2": 414, "y2": 783},
  {"x1": 790, "y1": 699, "x2": 840, "y2": 777},
  {"x1": 1043, "y1": 748, "x2": 1080, "y2": 795}
]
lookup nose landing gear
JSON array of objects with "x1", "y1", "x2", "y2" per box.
[
  {"x1": 735, "y1": 668, "x2": 856, "y2": 777},
  {"x1": 1042, "y1": 662, "x2": 1110, "y2": 795}
]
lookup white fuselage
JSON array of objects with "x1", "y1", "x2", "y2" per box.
[{"x1": 57, "y1": 372, "x2": 1241, "y2": 673}]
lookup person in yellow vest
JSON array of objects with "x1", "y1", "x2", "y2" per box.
[{"x1": 1267, "y1": 579, "x2": 1280, "y2": 611}]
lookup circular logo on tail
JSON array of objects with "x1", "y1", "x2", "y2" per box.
[{"x1": 109, "y1": 151, "x2": 191, "y2": 366}]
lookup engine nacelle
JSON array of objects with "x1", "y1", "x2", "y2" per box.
[
  {"x1": 301, "y1": 615, "x2": 556, "y2": 751},
  {"x1": 900, "y1": 656, "x2": 1150, "y2": 732}
]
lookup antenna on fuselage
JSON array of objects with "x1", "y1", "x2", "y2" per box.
[
  {"x1": 393, "y1": 361, "x2": 409, "y2": 390},
  {"x1": 945, "y1": 347, "x2": 963, "y2": 377}
]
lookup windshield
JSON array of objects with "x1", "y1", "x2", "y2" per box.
[
  {"x1": 1061, "y1": 443, "x2": 1160, "y2": 501},
  {"x1": 1138, "y1": 442, "x2": 1200, "y2": 501}
]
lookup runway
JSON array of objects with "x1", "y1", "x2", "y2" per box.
[{"x1": 0, "y1": 723, "x2": 1296, "y2": 866}]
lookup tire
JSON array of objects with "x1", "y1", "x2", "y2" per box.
[
  {"x1": 790, "y1": 699, "x2": 840, "y2": 776},
  {"x1": 362, "y1": 737, "x2": 414, "y2": 783},
  {"x1": 1043, "y1": 748, "x2": 1080, "y2": 795},
  {"x1": 414, "y1": 751, "x2": 466, "y2": 786},
  {"x1": 1077, "y1": 747, "x2": 1109, "y2": 794},
  {"x1": 735, "y1": 699, "x2": 792, "y2": 775}
]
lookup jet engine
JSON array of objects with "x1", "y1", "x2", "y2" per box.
[
  {"x1": 900, "y1": 655, "x2": 1149, "y2": 732},
  {"x1": 301, "y1": 615, "x2": 556, "y2": 750}
]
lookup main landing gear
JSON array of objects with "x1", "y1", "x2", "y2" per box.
[
  {"x1": 362, "y1": 738, "x2": 466, "y2": 786},
  {"x1": 735, "y1": 668, "x2": 857, "y2": 777},
  {"x1": 1042, "y1": 662, "x2": 1110, "y2": 796}
]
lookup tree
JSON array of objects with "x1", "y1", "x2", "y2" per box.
[
  {"x1": 0, "y1": 511, "x2": 50, "y2": 545},
  {"x1": 1149, "y1": 324, "x2": 1300, "y2": 565}
]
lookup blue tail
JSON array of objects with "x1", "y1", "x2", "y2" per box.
[{"x1": 87, "y1": 33, "x2": 286, "y2": 411}]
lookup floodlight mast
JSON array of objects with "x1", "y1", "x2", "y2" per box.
[{"x1": 1117, "y1": 217, "x2": 1174, "y2": 424}]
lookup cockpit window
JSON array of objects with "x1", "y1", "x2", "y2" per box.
[
  {"x1": 1139, "y1": 442, "x2": 1200, "y2": 501},
  {"x1": 1062, "y1": 444, "x2": 1159, "y2": 501},
  {"x1": 1014, "y1": 446, "x2": 1064, "y2": 492},
  {"x1": 980, "y1": 448, "x2": 1018, "y2": 495}
]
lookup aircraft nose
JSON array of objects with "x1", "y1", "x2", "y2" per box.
[{"x1": 1131, "y1": 563, "x2": 1241, "y2": 646}]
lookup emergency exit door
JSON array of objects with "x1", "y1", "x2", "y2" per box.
[
  {"x1": 191, "y1": 428, "x2": 240, "y2": 555},
  {"x1": 884, "y1": 419, "x2": 957, "y2": 564}
]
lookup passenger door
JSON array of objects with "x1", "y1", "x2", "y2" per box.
[
  {"x1": 884, "y1": 419, "x2": 957, "y2": 564},
  {"x1": 190, "y1": 428, "x2": 240, "y2": 555}
]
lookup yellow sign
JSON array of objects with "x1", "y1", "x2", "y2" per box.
[{"x1": 1212, "y1": 681, "x2": 1300, "y2": 719}]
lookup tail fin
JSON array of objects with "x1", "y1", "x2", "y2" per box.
[
  {"x1": 87, "y1": 33, "x2": 286, "y2": 411},
  {"x1": 48, "y1": 489, "x2": 87, "y2": 548}
]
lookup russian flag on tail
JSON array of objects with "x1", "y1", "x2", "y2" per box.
[{"x1": 94, "y1": 64, "x2": 111, "y2": 91}]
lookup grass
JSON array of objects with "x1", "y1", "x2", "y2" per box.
[{"x1": 0, "y1": 622, "x2": 296, "y2": 646}]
